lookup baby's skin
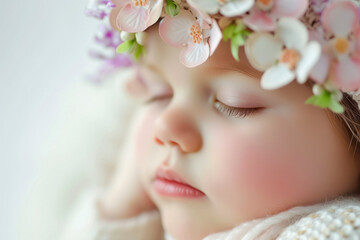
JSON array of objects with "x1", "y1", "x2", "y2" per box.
[{"x1": 99, "y1": 26, "x2": 360, "y2": 240}]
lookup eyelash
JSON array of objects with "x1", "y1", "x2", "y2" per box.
[
  {"x1": 213, "y1": 100, "x2": 259, "y2": 119},
  {"x1": 145, "y1": 95, "x2": 172, "y2": 104},
  {"x1": 146, "y1": 95, "x2": 260, "y2": 119}
]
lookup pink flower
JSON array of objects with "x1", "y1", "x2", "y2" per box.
[
  {"x1": 159, "y1": 10, "x2": 222, "y2": 68},
  {"x1": 187, "y1": 0, "x2": 254, "y2": 17},
  {"x1": 243, "y1": 0, "x2": 308, "y2": 31},
  {"x1": 310, "y1": 1, "x2": 360, "y2": 91},
  {"x1": 245, "y1": 18, "x2": 321, "y2": 89},
  {"x1": 109, "y1": 0, "x2": 163, "y2": 33}
]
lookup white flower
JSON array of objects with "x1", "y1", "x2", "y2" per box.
[
  {"x1": 245, "y1": 18, "x2": 321, "y2": 90},
  {"x1": 187, "y1": 0, "x2": 254, "y2": 17},
  {"x1": 159, "y1": 10, "x2": 222, "y2": 68}
]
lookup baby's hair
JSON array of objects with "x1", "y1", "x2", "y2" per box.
[
  {"x1": 334, "y1": 94, "x2": 360, "y2": 162},
  {"x1": 324, "y1": 92, "x2": 360, "y2": 194}
]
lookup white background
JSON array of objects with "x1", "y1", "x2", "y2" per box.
[{"x1": 0, "y1": 1, "x2": 100, "y2": 239}]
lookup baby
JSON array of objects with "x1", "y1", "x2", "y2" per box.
[{"x1": 62, "y1": 0, "x2": 360, "y2": 239}]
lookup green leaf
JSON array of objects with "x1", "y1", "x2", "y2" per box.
[
  {"x1": 133, "y1": 44, "x2": 145, "y2": 60},
  {"x1": 306, "y1": 91, "x2": 330, "y2": 108},
  {"x1": 232, "y1": 34, "x2": 245, "y2": 46},
  {"x1": 329, "y1": 100, "x2": 345, "y2": 113},
  {"x1": 223, "y1": 24, "x2": 235, "y2": 42},
  {"x1": 229, "y1": 33, "x2": 246, "y2": 61},
  {"x1": 305, "y1": 90, "x2": 344, "y2": 113},
  {"x1": 116, "y1": 40, "x2": 136, "y2": 54},
  {"x1": 231, "y1": 40, "x2": 240, "y2": 61},
  {"x1": 242, "y1": 30, "x2": 252, "y2": 37},
  {"x1": 234, "y1": 23, "x2": 246, "y2": 33},
  {"x1": 305, "y1": 95, "x2": 318, "y2": 105},
  {"x1": 165, "y1": 0, "x2": 180, "y2": 16}
]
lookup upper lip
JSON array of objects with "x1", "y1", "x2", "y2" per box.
[{"x1": 155, "y1": 167, "x2": 189, "y2": 185}]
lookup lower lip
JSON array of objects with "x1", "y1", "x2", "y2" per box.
[{"x1": 153, "y1": 178, "x2": 205, "y2": 198}]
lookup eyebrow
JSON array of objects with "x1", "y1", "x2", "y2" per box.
[
  {"x1": 142, "y1": 59, "x2": 263, "y2": 84},
  {"x1": 137, "y1": 61, "x2": 170, "y2": 86},
  {"x1": 142, "y1": 62, "x2": 166, "y2": 78},
  {"x1": 207, "y1": 65, "x2": 263, "y2": 80}
]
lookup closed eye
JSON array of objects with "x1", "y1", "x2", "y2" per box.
[
  {"x1": 145, "y1": 94, "x2": 173, "y2": 104},
  {"x1": 213, "y1": 100, "x2": 261, "y2": 119}
]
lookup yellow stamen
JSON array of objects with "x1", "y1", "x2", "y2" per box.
[
  {"x1": 133, "y1": 0, "x2": 149, "y2": 7},
  {"x1": 190, "y1": 23, "x2": 203, "y2": 44},
  {"x1": 256, "y1": 0, "x2": 274, "y2": 11},
  {"x1": 334, "y1": 37, "x2": 350, "y2": 55},
  {"x1": 279, "y1": 49, "x2": 300, "y2": 70},
  {"x1": 218, "y1": 0, "x2": 227, "y2": 5}
]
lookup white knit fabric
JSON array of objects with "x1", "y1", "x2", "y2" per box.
[
  {"x1": 199, "y1": 198, "x2": 360, "y2": 240},
  {"x1": 278, "y1": 205, "x2": 360, "y2": 240},
  {"x1": 84, "y1": 200, "x2": 360, "y2": 240}
]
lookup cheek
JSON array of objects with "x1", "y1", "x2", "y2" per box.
[
  {"x1": 133, "y1": 108, "x2": 158, "y2": 164},
  {"x1": 212, "y1": 135, "x2": 296, "y2": 196},
  {"x1": 216, "y1": 136, "x2": 298, "y2": 197},
  {"x1": 205, "y1": 122, "x2": 308, "y2": 218}
]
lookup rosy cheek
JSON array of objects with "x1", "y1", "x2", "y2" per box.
[
  {"x1": 227, "y1": 142, "x2": 298, "y2": 197},
  {"x1": 207, "y1": 125, "x2": 305, "y2": 211}
]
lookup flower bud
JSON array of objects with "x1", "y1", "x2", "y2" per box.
[
  {"x1": 235, "y1": 19, "x2": 245, "y2": 30},
  {"x1": 120, "y1": 31, "x2": 135, "y2": 41},
  {"x1": 331, "y1": 90, "x2": 343, "y2": 102},
  {"x1": 312, "y1": 84, "x2": 324, "y2": 96},
  {"x1": 324, "y1": 82, "x2": 337, "y2": 92},
  {"x1": 219, "y1": 17, "x2": 232, "y2": 29},
  {"x1": 135, "y1": 32, "x2": 148, "y2": 46}
]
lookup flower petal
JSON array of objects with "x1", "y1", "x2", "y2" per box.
[
  {"x1": 309, "y1": 53, "x2": 331, "y2": 84},
  {"x1": 296, "y1": 42, "x2": 321, "y2": 84},
  {"x1": 208, "y1": 20, "x2": 222, "y2": 56},
  {"x1": 220, "y1": 0, "x2": 255, "y2": 17},
  {"x1": 188, "y1": 3, "x2": 213, "y2": 25},
  {"x1": 245, "y1": 32, "x2": 283, "y2": 71},
  {"x1": 117, "y1": 5, "x2": 150, "y2": 32},
  {"x1": 111, "y1": 0, "x2": 128, "y2": 7},
  {"x1": 187, "y1": 0, "x2": 220, "y2": 15},
  {"x1": 147, "y1": 0, "x2": 163, "y2": 27},
  {"x1": 179, "y1": 42, "x2": 210, "y2": 68},
  {"x1": 159, "y1": 11, "x2": 194, "y2": 48},
  {"x1": 261, "y1": 64, "x2": 295, "y2": 89},
  {"x1": 243, "y1": 8, "x2": 277, "y2": 32},
  {"x1": 354, "y1": 28, "x2": 360, "y2": 59},
  {"x1": 321, "y1": 1, "x2": 359, "y2": 37},
  {"x1": 276, "y1": 18, "x2": 308, "y2": 51},
  {"x1": 334, "y1": 57, "x2": 360, "y2": 91},
  {"x1": 109, "y1": 6, "x2": 122, "y2": 30},
  {"x1": 272, "y1": 0, "x2": 308, "y2": 18}
]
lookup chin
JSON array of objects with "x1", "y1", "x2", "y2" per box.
[
  {"x1": 163, "y1": 221, "x2": 209, "y2": 240},
  {"x1": 159, "y1": 204, "x2": 229, "y2": 240}
]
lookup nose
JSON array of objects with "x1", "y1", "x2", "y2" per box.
[{"x1": 154, "y1": 107, "x2": 202, "y2": 153}]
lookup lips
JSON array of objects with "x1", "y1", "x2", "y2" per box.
[{"x1": 153, "y1": 167, "x2": 205, "y2": 198}]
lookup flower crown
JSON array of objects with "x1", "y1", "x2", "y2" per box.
[{"x1": 87, "y1": 0, "x2": 360, "y2": 113}]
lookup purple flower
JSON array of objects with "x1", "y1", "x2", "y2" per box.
[
  {"x1": 88, "y1": 51, "x2": 133, "y2": 83},
  {"x1": 85, "y1": 0, "x2": 115, "y2": 19},
  {"x1": 94, "y1": 24, "x2": 121, "y2": 49},
  {"x1": 86, "y1": 0, "x2": 133, "y2": 83}
]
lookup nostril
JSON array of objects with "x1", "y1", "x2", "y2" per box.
[
  {"x1": 169, "y1": 141, "x2": 178, "y2": 146},
  {"x1": 155, "y1": 137, "x2": 164, "y2": 145}
]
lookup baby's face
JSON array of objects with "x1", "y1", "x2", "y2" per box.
[{"x1": 128, "y1": 28, "x2": 359, "y2": 240}]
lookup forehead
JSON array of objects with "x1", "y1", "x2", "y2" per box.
[
  {"x1": 142, "y1": 26, "x2": 263, "y2": 86},
  {"x1": 141, "y1": 27, "x2": 314, "y2": 105}
]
